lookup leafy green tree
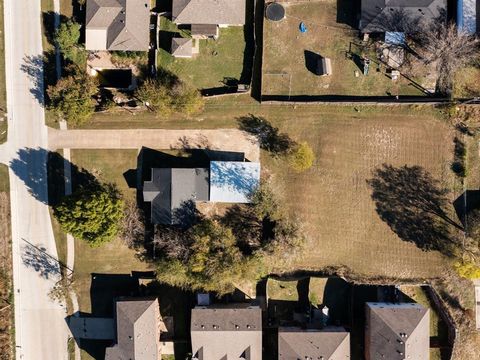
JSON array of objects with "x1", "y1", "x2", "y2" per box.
[
  {"x1": 135, "y1": 78, "x2": 204, "y2": 116},
  {"x1": 47, "y1": 72, "x2": 98, "y2": 125},
  {"x1": 53, "y1": 183, "x2": 124, "y2": 247},
  {"x1": 55, "y1": 20, "x2": 85, "y2": 65},
  {"x1": 171, "y1": 82, "x2": 204, "y2": 115},
  {"x1": 156, "y1": 219, "x2": 259, "y2": 294},
  {"x1": 288, "y1": 142, "x2": 315, "y2": 172}
]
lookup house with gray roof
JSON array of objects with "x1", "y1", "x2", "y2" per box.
[
  {"x1": 359, "y1": 0, "x2": 446, "y2": 33},
  {"x1": 143, "y1": 159, "x2": 260, "y2": 225},
  {"x1": 365, "y1": 302, "x2": 429, "y2": 360},
  {"x1": 105, "y1": 298, "x2": 166, "y2": 360},
  {"x1": 85, "y1": 0, "x2": 150, "y2": 51},
  {"x1": 278, "y1": 326, "x2": 350, "y2": 360},
  {"x1": 172, "y1": 0, "x2": 246, "y2": 28},
  {"x1": 191, "y1": 304, "x2": 262, "y2": 360}
]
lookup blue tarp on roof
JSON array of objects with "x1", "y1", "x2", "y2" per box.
[
  {"x1": 209, "y1": 161, "x2": 260, "y2": 203},
  {"x1": 458, "y1": 0, "x2": 477, "y2": 35},
  {"x1": 385, "y1": 32, "x2": 405, "y2": 45}
]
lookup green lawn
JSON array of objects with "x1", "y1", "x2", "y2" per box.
[{"x1": 158, "y1": 17, "x2": 247, "y2": 89}]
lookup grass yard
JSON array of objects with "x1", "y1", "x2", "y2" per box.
[
  {"x1": 0, "y1": 164, "x2": 13, "y2": 359},
  {"x1": 454, "y1": 66, "x2": 480, "y2": 98},
  {"x1": 262, "y1": 108, "x2": 454, "y2": 278},
  {"x1": 158, "y1": 17, "x2": 249, "y2": 89},
  {"x1": 69, "y1": 150, "x2": 152, "y2": 360},
  {"x1": 0, "y1": 0, "x2": 7, "y2": 144},
  {"x1": 262, "y1": 0, "x2": 428, "y2": 97}
]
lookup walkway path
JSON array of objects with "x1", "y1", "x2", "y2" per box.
[{"x1": 48, "y1": 128, "x2": 260, "y2": 162}]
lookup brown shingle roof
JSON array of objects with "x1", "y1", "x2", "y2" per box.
[
  {"x1": 191, "y1": 304, "x2": 262, "y2": 360},
  {"x1": 105, "y1": 298, "x2": 162, "y2": 360},
  {"x1": 172, "y1": 0, "x2": 246, "y2": 25},
  {"x1": 278, "y1": 327, "x2": 351, "y2": 360}
]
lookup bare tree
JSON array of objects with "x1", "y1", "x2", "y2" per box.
[
  {"x1": 415, "y1": 22, "x2": 480, "y2": 94},
  {"x1": 153, "y1": 226, "x2": 191, "y2": 261},
  {"x1": 120, "y1": 200, "x2": 145, "y2": 249}
]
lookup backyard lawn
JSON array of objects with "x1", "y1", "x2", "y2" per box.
[
  {"x1": 262, "y1": 0, "x2": 431, "y2": 97},
  {"x1": 158, "y1": 17, "x2": 249, "y2": 89}
]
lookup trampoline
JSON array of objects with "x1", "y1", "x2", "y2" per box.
[{"x1": 265, "y1": 2, "x2": 285, "y2": 21}]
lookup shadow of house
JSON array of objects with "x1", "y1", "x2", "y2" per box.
[
  {"x1": 322, "y1": 277, "x2": 351, "y2": 326},
  {"x1": 336, "y1": 0, "x2": 360, "y2": 28},
  {"x1": 453, "y1": 190, "x2": 480, "y2": 227}
]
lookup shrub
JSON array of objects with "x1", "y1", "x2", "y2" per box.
[
  {"x1": 454, "y1": 260, "x2": 480, "y2": 279},
  {"x1": 288, "y1": 142, "x2": 315, "y2": 172}
]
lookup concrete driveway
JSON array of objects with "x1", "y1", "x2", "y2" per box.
[{"x1": 48, "y1": 128, "x2": 260, "y2": 162}]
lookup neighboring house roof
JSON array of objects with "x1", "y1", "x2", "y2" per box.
[
  {"x1": 359, "y1": 0, "x2": 446, "y2": 33},
  {"x1": 105, "y1": 298, "x2": 163, "y2": 360},
  {"x1": 365, "y1": 302, "x2": 429, "y2": 360},
  {"x1": 278, "y1": 327, "x2": 351, "y2": 360},
  {"x1": 171, "y1": 37, "x2": 193, "y2": 57},
  {"x1": 191, "y1": 24, "x2": 218, "y2": 37},
  {"x1": 172, "y1": 0, "x2": 246, "y2": 25},
  {"x1": 143, "y1": 168, "x2": 209, "y2": 225},
  {"x1": 191, "y1": 304, "x2": 262, "y2": 360},
  {"x1": 85, "y1": 0, "x2": 150, "y2": 51},
  {"x1": 209, "y1": 161, "x2": 260, "y2": 203}
]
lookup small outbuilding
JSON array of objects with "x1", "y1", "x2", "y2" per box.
[
  {"x1": 171, "y1": 37, "x2": 193, "y2": 58},
  {"x1": 316, "y1": 57, "x2": 332, "y2": 76}
]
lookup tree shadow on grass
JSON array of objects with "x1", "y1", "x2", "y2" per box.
[
  {"x1": 237, "y1": 114, "x2": 295, "y2": 156},
  {"x1": 10, "y1": 148, "x2": 98, "y2": 206},
  {"x1": 367, "y1": 164, "x2": 462, "y2": 256}
]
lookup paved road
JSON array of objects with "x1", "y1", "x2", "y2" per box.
[
  {"x1": 3, "y1": 0, "x2": 68, "y2": 358},
  {"x1": 48, "y1": 128, "x2": 261, "y2": 161}
]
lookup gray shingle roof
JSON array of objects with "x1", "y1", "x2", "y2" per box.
[
  {"x1": 278, "y1": 327, "x2": 351, "y2": 360},
  {"x1": 143, "y1": 168, "x2": 209, "y2": 225},
  {"x1": 171, "y1": 37, "x2": 193, "y2": 57},
  {"x1": 105, "y1": 298, "x2": 162, "y2": 360},
  {"x1": 191, "y1": 305, "x2": 262, "y2": 360},
  {"x1": 365, "y1": 302, "x2": 429, "y2": 360},
  {"x1": 359, "y1": 0, "x2": 446, "y2": 33},
  {"x1": 172, "y1": 0, "x2": 246, "y2": 25},
  {"x1": 86, "y1": 0, "x2": 150, "y2": 50}
]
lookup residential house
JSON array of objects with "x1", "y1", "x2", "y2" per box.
[
  {"x1": 278, "y1": 326, "x2": 351, "y2": 360},
  {"x1": 85, "y1": 0, "x2": 150, "y2": 51},
  {"x1": 365, "y1": 302, "x2": 429, "y2": 360},
  {"x1": 172, "y1": 0, "x2": 246, "y2": 38},
  {"x1": 190, "y1": 304, "x2": 262, "y2": 360},
  {"x1": 143, "y1": 159, "x2": 260, "y2": 225},
  {"x1": 105, "y1": 298, "x2": 166, "y2": 360},
  {"x1": 359, "y1": 0, "x2": 447, "y2": 34}
]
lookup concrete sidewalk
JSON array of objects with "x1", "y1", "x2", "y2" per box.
[{"x1": 48, "y1": 128, "x2": 260, "y2": 162}]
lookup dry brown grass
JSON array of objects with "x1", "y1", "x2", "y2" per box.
[
  {"x1": 263, "y1": 110, "x2": 455, "y2": 279},
  {"x1": 262, "y1": 0, "x2": 426, "y2": 97},
  {"x1": 0, "y1": 179, "x2": 12, "y2": 359}
]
